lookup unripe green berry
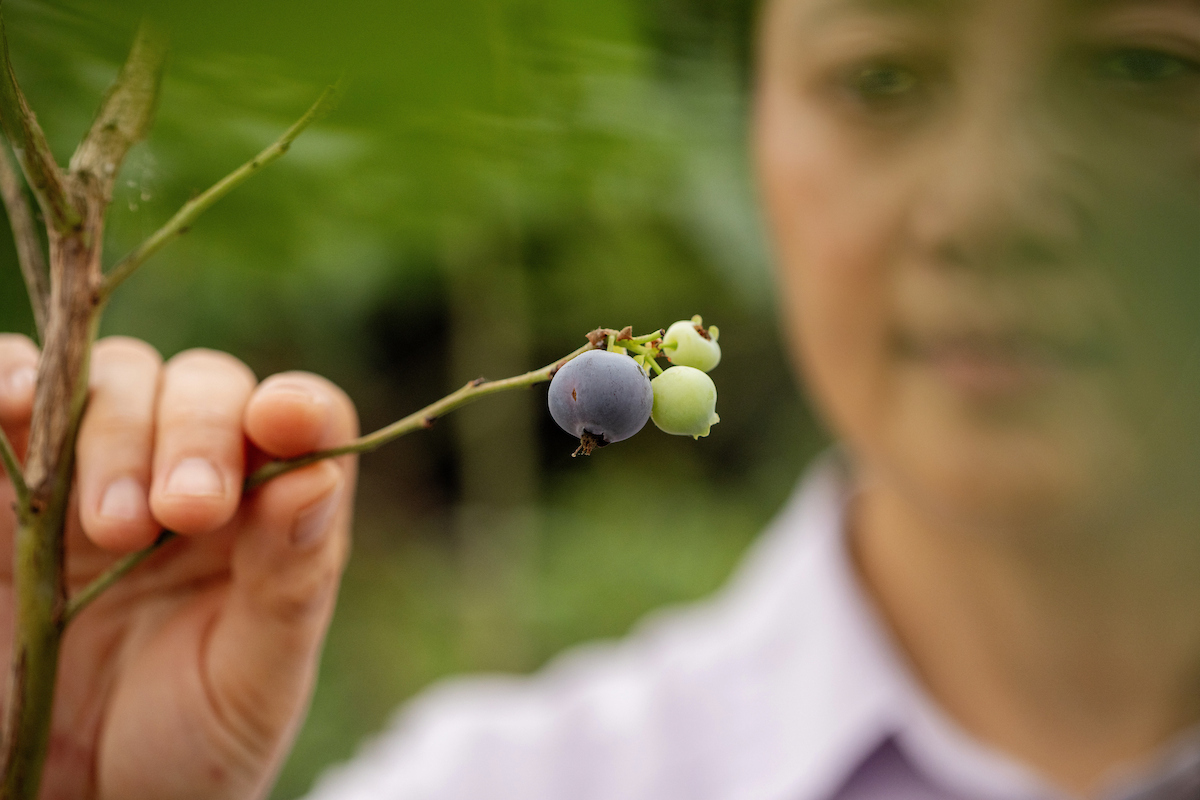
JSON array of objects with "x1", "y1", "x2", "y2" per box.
[
  {"x1": 651, "y1": 366, "x2": 720, "y2": 438},
  {"x1": 662, "y1": 317, "x2": 721, "y2": 372}
]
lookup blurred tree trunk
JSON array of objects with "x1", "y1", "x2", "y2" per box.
[{"x1": 446, "y1": 232, "x2": 538, "y2": 671}]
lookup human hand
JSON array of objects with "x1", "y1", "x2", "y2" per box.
[{"x1": 0, "y1": 334, "x2": 358, "y2": 800}]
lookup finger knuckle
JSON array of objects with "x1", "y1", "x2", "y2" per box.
[
  {"x1": 84, "y1": 407, "x2": 154, "y2": 442},
  {"x1": 163, "y1": 401, "x2": 241, "y2": 432}
]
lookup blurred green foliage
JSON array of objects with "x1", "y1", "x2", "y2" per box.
[{"x1": 0, "y1": 0, "x2": 828, "y2": 795}]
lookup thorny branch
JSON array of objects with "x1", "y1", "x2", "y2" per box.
[
  {"x1": 0, "y1": 14, "x2": 168, "y2": 800},
  {"x1": 0, "y1": 7, "x2": 339, "y2": 795}
]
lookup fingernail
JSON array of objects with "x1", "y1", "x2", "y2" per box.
[
  {"x1": 5, "y1": 366, "x2": 35, "y2": 399},
  {"x1": 292, "y1": 481, "x2": 343, "y2": 548},
  {"x1": 164, "y1": 458, "x2": 224, "y2": 498},
  {"x1": 99, "y1": 476, "x2": 146, "y2": 521}
]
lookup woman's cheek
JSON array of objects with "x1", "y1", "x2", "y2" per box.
[
  {"x1": 795, "y1": 206, "x2": 899, "y2": 455},
  {"x1": 757, "y1": 76, "x2": 909, "y2": 458},
  {"x1": 781, "y1": 171, "x2": 903, "y2": 446}
]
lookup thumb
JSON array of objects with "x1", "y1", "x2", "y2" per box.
[{"x1": 205, "y1": 457, "x2": 353, "y2": 777}]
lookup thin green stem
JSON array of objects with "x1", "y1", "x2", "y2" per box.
[
  {"x1": 617, "y1": 341, "x2": 661, "y2": 359},
  {"x1": 0, "y1": 423, "x2": 26, "y2": 511},
  {"x1": 621, "y1": 330, "x2": 663, "y2": 346},
  {"x1": 63, "y1": 531, "x2": 175, "y2": 625},
  {"x1": 247, "y1": 340, "x2": 597, "y2": 488},
  {"x1": 98, "y1": 82, "x2": 341, "y2": 301}
]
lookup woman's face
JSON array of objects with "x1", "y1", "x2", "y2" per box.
[{"x1": 756, "y1": 0, "x2": 1200, "y2": 532}]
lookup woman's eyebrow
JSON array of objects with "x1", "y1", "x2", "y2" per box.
[
  {"x1": 1071, "y1": 0, "x2": 1200, "y2": 10},
  {"x1": 806, "y1": 0, "x2": 954, "y2": 17},
  {"x1": 798, "y1": 0, "x2": 957, "y2": 28},
  {"x1": 794, "y1": 0, "x2": 1200, "y2": 31}
]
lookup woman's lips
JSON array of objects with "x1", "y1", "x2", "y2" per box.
[
  {"x1": 895, "y1": 331, "x2": 1112, "y2": 399},
  {"x1": 924, "y1": 343, "x2": 1056, "y2": 397}
]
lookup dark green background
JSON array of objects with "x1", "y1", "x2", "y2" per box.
[{"x1": 0, "y1": 1, "x2": 826, "y2": 795}]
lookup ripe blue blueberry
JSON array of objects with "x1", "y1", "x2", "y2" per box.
[{"x1": 548, "y1": 349, "x2": 654, "y2": 455}]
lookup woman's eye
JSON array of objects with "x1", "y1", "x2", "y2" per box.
[
  {"x1": 1097, "y1": 48, "x2": 1198, "y2": 84},
  {"x1": 847, "y1": 63, "x2": 921, "y2": 101}
]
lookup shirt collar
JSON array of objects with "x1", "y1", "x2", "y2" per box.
[{"x1": 730, "y1": 454, "x2": 1200, "y2": 800}]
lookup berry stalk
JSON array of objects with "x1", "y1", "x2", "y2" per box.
[{"x1": 247, "y1": 338, "x2": 600, "y2": 486}]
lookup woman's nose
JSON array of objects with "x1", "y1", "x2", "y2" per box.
[{"x1": 910, "y1": 85, "x2": 1091, "y2": 275}]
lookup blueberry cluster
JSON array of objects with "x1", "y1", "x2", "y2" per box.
[{"x1": 548, "y1": 317, "x2": 721, "y2": 455}]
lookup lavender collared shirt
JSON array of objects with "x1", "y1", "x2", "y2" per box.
[{"x1": 304, "y1": 458, "x2": 1200, "y2": 800}]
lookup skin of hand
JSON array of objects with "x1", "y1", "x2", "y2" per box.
[{"x1": 0, "y1": 333, "x2": 359, "y2": 800}]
